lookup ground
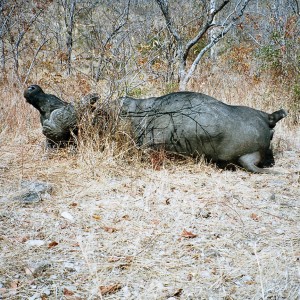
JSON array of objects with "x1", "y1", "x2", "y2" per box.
[{"x1": 0, "y1": 126, "x2": 299, "y2": 300}]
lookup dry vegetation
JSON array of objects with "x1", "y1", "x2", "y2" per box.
[{"x1": 0, "y1": 67, "x2": 299, "y2": 300}]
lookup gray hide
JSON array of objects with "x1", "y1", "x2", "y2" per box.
[
  {"x1": 120, "y1": 91, "x2": 287, "y2": 173},
  {"x1": 24, "y1": 85, "x2": 100, "y2": 147},
  {"x1": 24, "y1": 85, "x2": 77, "y2": 146}
]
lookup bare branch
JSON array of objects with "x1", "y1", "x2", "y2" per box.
[
  {"x1": 155, "y1": 0, "x2": 181, "y2": 42},
  {"x1": 23, "y1": 38, "x2": 50, "y2": 85},
  {"x1": 105, "y1": 0, "x2": 130, "y2": 47},
  {"x1": 292, "y1": 0, "x2": 300, "y2": 15},
  {"x1": 184, "y1": 0, "x2": 230, "y2": 58},
  {"x1": 180, "y1": 0, "x2": 251, "y2": 90},
  {"x1": 94, "y1": 0, "x2": 131, "y2": 82}
]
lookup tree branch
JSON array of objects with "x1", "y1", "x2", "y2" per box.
[
  {"x1": 180, "y1": 0, "x2": 251, "y2": 90},
  {"x1": 23, "y1": 38, "x2": 50, "y2": 85},
  {"x1": 184, "y1": 0, "x2": 230, "y2": 59},
  {"x1": 155, "y1": 0, "x2": 181, "y2": 42}
]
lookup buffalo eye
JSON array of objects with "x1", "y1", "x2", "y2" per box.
[{"x1": 28, "y1": 85, "x2": 37, "y2": 91}]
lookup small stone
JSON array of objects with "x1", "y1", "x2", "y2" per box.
[
  {"x1": 63, "y1": 262, "x2": 76, "y2": 271},
  {"x1": 275, "y1": 229, "x2": 285, "y2": 235},
  {"x1": 20, "y1": 192, "x2": 41, "y2": 203},
  {"x1": 31, "y1": 262, "x2": 51, "y2": 277},
  {"x1": 195, "y1": 209, "x2": 211, "y2": 219},
  {"x1": 61, "y1": 211, "x2": 75, "y2": 223},
  {"x1": 241, "y1": 275, "x2": 253, "y2": 283},
  {"x1": 200, "y1": 270, "x2": 211, "y2": 278},
  {"x1": 21, "y1": 181, "x2": 53, "y2": 194},
  {"x1": 12, "y1": 180, "x2": 53, "y2": 204},
  {"x1": 42, "y1": 288, "x2": 51, "y2": 296},
  {"x1": 28, "y1": 293, "x2": 40, "y2": 300},
  {"x1": 121, "y1": 286, "x2": 131, "y2": 298},
  {"x1": 26, "y1": 240, "x2": 45, "y2": 247}
]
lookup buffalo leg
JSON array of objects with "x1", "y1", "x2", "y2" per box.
[{"x1": 238, "y1": 152, "x2": 277, "y2": 174}]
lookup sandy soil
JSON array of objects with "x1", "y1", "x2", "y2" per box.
[{"x1": 0, "y1": 127, "x2": 299, "y2": 300}]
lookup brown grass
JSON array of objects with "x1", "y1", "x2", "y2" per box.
[{"x1": 0, "y1": 71, "x2": 299, "y2": 299}]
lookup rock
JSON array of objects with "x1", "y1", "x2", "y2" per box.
[
  {"x1": 61, "y1": 211, "x2": 75, "y2": 223},
  {"x1": 27, "y1": 261, "x2": 51, "y2": 277},
  {"x1": 26, "y1": 240, "x2": 45, "y2": 247},
  {"x1": 18, "y1": 191, "x2": 41, "y2": 203},
  {"x1": 28, "y1": 293, "x2": 40, "y2": 300},
  {"x1": 42, "y1": 288, "x2": 51, "y2": 296},
  {"x1": 12, "y1": 180, "x2": 53, "y2": 204},
  {"x1": 63, "y1": 262, "x2": 81, "y2": 272}
]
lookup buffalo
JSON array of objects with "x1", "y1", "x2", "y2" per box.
[
  {"x1": 24, "y1": 85, "x2": 102, "y2": 147},
  {"x1": 24, "y1": 85, "x2": 77, "y2": 146},
  {"x1": 25, "y1": 85, "x2": 287, "y2": 173},
  {"x1": 120, "y1": 91, "x2": 287, "y2": 173}
]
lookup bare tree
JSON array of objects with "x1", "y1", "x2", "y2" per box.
[
  {"x1": 156, "y1": 0, "x2": 251, "y2": 90},
  {"x1": 209, "y1": 0, "x2": 218, "y2": 60},
  {"x1": 61, "y1": 0, "x2": 77, "y2": 76},
  {"x1": 0, "y1": 1, "x2": 12, "y2": 72},
  {"x1": 94, "y1": 0, "x2": 131, "y2": 82},
  {"x1": 0, "y1": 1, "x2": 44, "y2": 82}
]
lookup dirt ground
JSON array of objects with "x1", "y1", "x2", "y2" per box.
[{"x1": 0, "y1": 126, "x2": 299, "y2": 300}]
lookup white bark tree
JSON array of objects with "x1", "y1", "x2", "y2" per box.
[{"x1": 156, "y1": 0, "x2": 251, "y2": 90}]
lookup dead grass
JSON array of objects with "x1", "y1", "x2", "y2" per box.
[{"x1": 0, "y1": 74, "x2": 299, "y2": 299}]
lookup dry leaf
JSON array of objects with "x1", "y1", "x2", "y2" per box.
[
  {"x1": 181, "y1": 229, "x2": 197, "y2": 239},
  {"x1": 108, "y1": 256, "x2": 121, "y2": 262},
  {"x1": 172, "y1": 288, "x2": 183, "y2": 297},
  {"x1": 63, "y1": 288, "x2": 74, "y2": 296},
  {"x1": 125, "y1": 256, "x2": 133, "y2": 262},
  {"x1": 99, "y1": 284, "x2": 121, "y2": 295},
  {"x1": 10, "y1": 280, "x2": 19, "y2": 289},
  {"x1": 250, "y1": 213, "x2": 260, "y2": 221},
  {"x1": 0, "y1": 288, "x2": 7, "y2": 296},
  {"x1": 48, "y1": 241, "x2": 58, "y2": 248},
  {"x1": 24, "y1": 267, "x2": 34, "y2": 276},
  {"x1": 103, "y1": 226, "x2": 117, "y2": 233},
  {"x1": 92, "y1": 214, "x2": 101, "y2": 220},
  {"x1": 165, "y1": 288, "x2": 183, "y2": 298},
  {"x1": 151, "y1": 219, "x2": 160, "y2": 225},
  {"x1": 15, "y1": 235, "x2": 29, "y2": 243}
]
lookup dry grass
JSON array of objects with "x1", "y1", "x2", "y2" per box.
[{"x1": 0, "y1": 73, "x2": 299, "y2": 299}]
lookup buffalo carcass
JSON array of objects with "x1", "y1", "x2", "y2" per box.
[{"x1": 120, "y1": 91, "x2": 287, "y2": 173}]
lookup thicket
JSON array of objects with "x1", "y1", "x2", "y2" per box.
[{"x1": 0, "y1": 0, "x2": 299, "y2": 118}]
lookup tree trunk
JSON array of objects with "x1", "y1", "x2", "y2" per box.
[
  {"x1": 0, "y1": 36, "x2": 5, "y2": 72},
  {"x1": 65, "y1": 0, "x2": 76, "y2": 76},
  {"x1": 156, "y1": 0, "x2": 250, "y2": 91},
  {"x1": 209, "y1": 0, "x2": 218, "y2": 60}
]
